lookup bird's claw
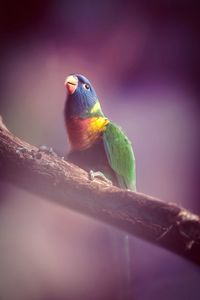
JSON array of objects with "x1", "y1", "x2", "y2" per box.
[
  {"x1": 38, "y1": 145, "x2": 58, "y2": 157},
  {"x1": 89, "y1": 170, "x2": 112, "y2": 185}
]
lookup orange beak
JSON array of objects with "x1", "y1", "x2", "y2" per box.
[{"x1": 64, "y1": 75, "x2": 78, "y2": 95}]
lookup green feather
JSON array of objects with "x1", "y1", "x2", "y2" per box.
[{"x1": 103, "y1": 122, "x2": 136, "y2": 191}]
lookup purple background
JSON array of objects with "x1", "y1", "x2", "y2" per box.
[{"x1": 0, "y1": 1, "x2": 200, "y2": 299}]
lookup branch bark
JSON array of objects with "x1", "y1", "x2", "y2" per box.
[{"x1": 0, "y1": 116, "x2": 200, "y2": 265}]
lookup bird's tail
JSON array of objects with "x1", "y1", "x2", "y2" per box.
[{"x1": 109, "y1": 229, "x2": 133, "y2": 300}]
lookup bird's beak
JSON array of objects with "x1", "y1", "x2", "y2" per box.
[{"x1": 64, "y1": 75, "x2": 78, "y2": 95}]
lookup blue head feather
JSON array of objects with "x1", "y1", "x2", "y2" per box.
[{"x1": 65, "y1": 74, "x2": 103, "y2": 119}]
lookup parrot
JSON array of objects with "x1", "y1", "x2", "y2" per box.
[
  {"x1": 64, "y1": 74, "x2": 136, "y2": 191},
  {"x1": 64, "y1": 74, "x2": 136, "y2": 298}
]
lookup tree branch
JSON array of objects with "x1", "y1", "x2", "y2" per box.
[{"x1": 0, "y1": 116, "x2": 200, "y2": 265}]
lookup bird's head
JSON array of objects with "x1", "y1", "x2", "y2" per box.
[{"x1": 64, "y1": 74, "x2": 103, "y2": 118}]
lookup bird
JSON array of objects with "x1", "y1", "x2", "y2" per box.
[
  {"x1": 64, "y1": 74, "x2": 136, "y2": 298},
  {"x1": 64, "y1": 74, "x2": 136, "y2": 191}
]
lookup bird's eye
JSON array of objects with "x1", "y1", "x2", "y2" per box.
[{"x1": 83, "y1": 83, "x2": 90, "y2": 90}]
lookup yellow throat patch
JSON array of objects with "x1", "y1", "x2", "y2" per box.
[{"x1": 88, "y1": 117, "x2": 109, "y2": 134}]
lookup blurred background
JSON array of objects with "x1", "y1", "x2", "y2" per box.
[{"x1": 0, "y1": 0, "x2": 200, "y2": 299}]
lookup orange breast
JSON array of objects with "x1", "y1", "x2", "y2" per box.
[{"x1": 66, "y1": 117, "x2": 109, "y2": 150}]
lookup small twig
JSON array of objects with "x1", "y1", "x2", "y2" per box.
[{"x1": 0, "y1": 116, "x2": 200, "y2": 265}]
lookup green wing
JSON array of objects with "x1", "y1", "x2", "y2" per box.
[{"x1": 103, "y1": 122, "x2": 136, "y2": 191}]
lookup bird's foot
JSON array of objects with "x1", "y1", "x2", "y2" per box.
[
  {"x1": 38, "y1": 145, "x2": 58, "y2": 157},
  {"x1": 89, "y1": 170, "x2": 112, "y2": 185}
]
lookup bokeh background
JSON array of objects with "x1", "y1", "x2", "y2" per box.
[{"x1": 0, "y1": 1, "x2": 200, "y2": 299}]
